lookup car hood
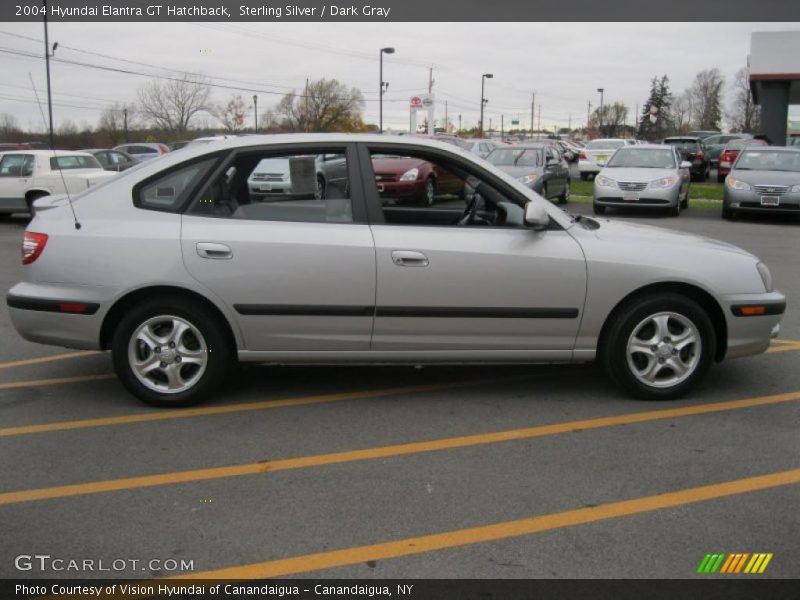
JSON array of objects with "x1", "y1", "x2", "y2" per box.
[
  {"x1": 599, "y1": 167, "x2": 675, "y2": 182},
  {"x1": 730, "y1": 170, "x2": 800, "y2": 186},
  {"x1": 589, "y1": 218, "x2": 755, "y2": 258},
  {"x1": 495, "y1": 165, "x2": 543, "y2": 178},
  {"x1": 371, "y1": 157, "x2": 425, "y2": 175}
]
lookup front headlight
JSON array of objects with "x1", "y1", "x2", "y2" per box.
[
  {"x1": 791, "y1": 184, "x2": 800, "y2": 193},
  {"x1": 756, "y1": 262, "x2": 773, "y2": 293},
  {"x1": 726, "y1": 176, "x2": 750, "y2": 191},
  {"x1": 650, "y1": 176, "x2": 678, "y2": 189},
  {"x1": 595, "y1": 175, "x2": 617, "y2": 188},
  {"x1": 517, "y1": 173, "x2": 540, "y2": 185},
  {"x1": 400, "y1": 168, "x2": 419, "y2": 181}
]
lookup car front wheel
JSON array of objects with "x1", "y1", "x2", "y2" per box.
[
  {"x1": 602, "y1": 293, "x2": 715, "y2": 400},
  {"x1": 111, "y1": 298, "x2": 231, "y2": 407}
]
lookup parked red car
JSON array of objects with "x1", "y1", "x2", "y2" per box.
[
  {"x1": 717, "y1": 138, "x2": 768, "y2": 182},
  {"x1": 371, "y1": 154, "x2": 463, "y2": 205}
]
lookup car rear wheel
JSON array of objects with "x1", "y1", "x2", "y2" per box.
[
  {"x1": 722, "y1": 205, "x2": 736, "y2": 220},
  {"x1": 602, "y1": 293, "x2": 715, "y2": 400},
  {"x1": 593, "y1": 203, "x2": 606, "y2": 215},
  {"x1": 558, "y1": 180, "x2": 570, "y2": 204},
  {"x1": 111, "y1": 298, "x2": 232, "y2": 407}
]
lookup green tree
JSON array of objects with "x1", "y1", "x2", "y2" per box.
[{"x1": 637, "y1": 75, "x2": 674, "y2": 141}]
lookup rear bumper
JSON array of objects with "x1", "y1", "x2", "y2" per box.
[{"x1": 6, "y1": 283, "x2": 110, "y2": 350}]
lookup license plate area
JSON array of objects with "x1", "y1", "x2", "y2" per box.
[
  {"x1": 622, "y1": 191, "x2": 639, "y2": 201},
  {"x1": 259, "y1": 183, "x2": 272, "y2": 191},
  {"x1": 760, "y1": 195, "x2": 780, "y2": 207}
]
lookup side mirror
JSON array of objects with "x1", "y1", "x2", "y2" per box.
[
  {"x1": 680, "y1": 161, "x2": 692, "y2": 169},
  {"x1": 523, "y1": 201, "x2": 549, "y2": 229}
]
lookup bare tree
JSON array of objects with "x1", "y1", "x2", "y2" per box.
[
  {"x1": 727, "y1": 67, "x2": 760, "y2": 133},
  {"x1": 671, "y1": 90, "x2": 694, "y2": 135},
  {"x1": 274, "y1": 78, "x2": 365, "y2": 132},
  {"x1": 213, "y1": 94, "x2": 248, "y2": 132},
  {"x1": 589, "y1": 101, "x2": 629, "y2": 138},
  {"x1": 687, "y1": 68, "x2": 724, "y2": 131},
  {"x1": 0, "y1": 113, "x2": 22, "y2": 139},
  {"x1": 97, "y1": 102, "x2": 136, "y2": 144},
  {"x1": 137, "y1": 74, "x2": 211, "y2": 135}
]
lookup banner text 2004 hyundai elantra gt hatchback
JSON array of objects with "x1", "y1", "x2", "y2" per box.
[{"x1": 6, "y1": 135, "x2": 785, "y2": 407}]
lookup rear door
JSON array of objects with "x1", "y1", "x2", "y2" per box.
[
  {"x1": 0, "y1": 154, "x2": 33, "y2": 211},
  {"x1": 178, "y1": 143, "x2": 377, "y2": 353}
]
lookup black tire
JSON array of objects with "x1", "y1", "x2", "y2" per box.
[
  {"x1": 111, "y1": 297, "x2": 232, "y2": 407},
  {"x1": 422, "y1": 177, "x2": 436, "y2": 206},
  {"x1": 315, "y1": 175, "x2": 326, "y2": 200},
  {"x1": 580, "y1": 172, "x2": 589, "y2": 181},
  {"x1": 680, "y1": 192, "x2": 688, "y2": 209},
  {"x1": 722, "y1": 205, "x2": 735, "y2": 220},
  {"x1": 717, "y1": 172, "x2": 725, "y2": 184},
  {"x1": 593, "y1": 203, "x2": 606, "y2": 215},
  {"x1": 26, "y1": 191, "x2": 49, "y2": 216},
  {"x1": 668, "y1": 200, "x2": 681, "y2": 217},
  {"x1": 542, "y1": 184, "x2": 549, "y2": 200},
  {"x1": 601, "y1": 292, "x2": 716, "y2": 401},
  {"x1": 558, "y1": 180, "x2": 570, "y2": 204}
]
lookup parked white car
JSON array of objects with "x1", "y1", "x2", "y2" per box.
[
  {"x1": 0, "y1": 150, "x2": 117, "y2": 216},
  {"x1": 578, "y1": 139, "x2": 629, "y2": 180}
]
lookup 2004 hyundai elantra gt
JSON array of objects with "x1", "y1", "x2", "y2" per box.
[{"x1": 6, "y1": 135, "x2": 786, "y2": 407}]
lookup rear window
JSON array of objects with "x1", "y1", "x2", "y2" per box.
[
  {"x1": 585, "y1": 140, "x2": 625, "y2": 150},
  {"x1": 50, "y1": 155, "x2": 103, "y2": 170}
]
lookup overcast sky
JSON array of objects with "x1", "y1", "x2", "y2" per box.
[{"x1": 0, "y1": 21, "x2": 798, "y2": 134}]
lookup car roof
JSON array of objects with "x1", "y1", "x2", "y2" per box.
[
  {"x1": 0, "y1": 149, "x2": 94, "y2": 157},
  {"x1": 739, "y1": 145, "x2": 800, "y2": 153},
  {"x1": 616, "y1": 144, "x2": 675, "y2": 150},
  {"x1": 663, "y1": 136, "x2": 701, "y2": 141}
]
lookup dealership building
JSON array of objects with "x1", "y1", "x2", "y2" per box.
[{"x1": 749, "y1": 31, "x2": 800, "y2": 144}]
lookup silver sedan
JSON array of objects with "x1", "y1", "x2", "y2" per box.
[
  {"x1": 593, "y1": 145, "x2": 691, "y2": 216},
  {"x1": 6, "y1": 135, "x2": 785, "y2": 407}
]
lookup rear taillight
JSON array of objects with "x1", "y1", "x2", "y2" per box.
[
  {"x1": 22, "y1": 232, "x2": 48, "y2": 265},
  {"x1": 579, "y1": 152, "x2": 587, "y2": 160},
  {"x1": 695, "y1": 151, "x2": 705, "y2": 160}
]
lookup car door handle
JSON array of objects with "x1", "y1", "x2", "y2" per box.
[
  {"x1": 391, "y1": 250, "x2": 429, "y2": 267},
  {"x1": 196, "y1": 242, "x2": 233, "y2": 260}
]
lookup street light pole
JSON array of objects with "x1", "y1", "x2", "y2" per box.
[
  {"x1": 597, "y1": 88, "x2": 605, "y2": 136},
  {"x1": 43, "y1": 0, "x2": 54, "y2": 149},
  {"x1": 379, "y1": 47, "x2": 395, "y2": 134},
  {"x1": 479, "y1": 73, "x2": 493, "y2": 138},
  {"x1": 253, "y1": 95, "x2": 258, "y2": 133}
]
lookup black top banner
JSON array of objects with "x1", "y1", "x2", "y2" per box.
[{"x1": 3, "y1": 0, "x2": 800, "y2": 22}]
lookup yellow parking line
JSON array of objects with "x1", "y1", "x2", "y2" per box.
[
  {"x1": 2, "y1": 389, "x2": 798, "y2": 507},
  {"x1": 169, "y1": 467, "x2": 800, "y2": 580},
  {"x1": 766, "y1": 341, "x2": 800, "y2": 354},
  {"x1": 0, "y1": 377, "x2": 520, "y2": 438},
  {"x1": 0, "y1": 374, "x2": 115, "y2": 391},
  {"x1": 0, "y1": 350, "x2": 100, "y2": 370}
]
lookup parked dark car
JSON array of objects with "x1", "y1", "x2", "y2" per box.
[
  {"x1": 662, "y1": 137, "x2": 710, "y2": 181},
  {"x1": 486, "y1": 142, "x2": 571, "y2": 203},
  {"x1": 717, "y1": 138, "x2": 768, "y2": 182},
  {"x1": 80, "y1": 149, "x2": 138, "y2": 172},
  {"x1": 703, "y1": 134, "x2": 750, "y2": 168}
]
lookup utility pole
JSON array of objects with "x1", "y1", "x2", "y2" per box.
[
  {"x1": 444, "y1": 100, "x2": 448, "y2": 133},
  {"x1": 501, "y1": 115, "x2": 504, "y2": 142},
  {"x1": 252, "y1": 95, "x2": 258, "y2": 133},
  {"x1": 43, "y1": 0, "x2": 54, "y2": 150},
  {"x1": 531, "y1": 92, "x2": 535, "y2": 139},
  {"x1": 634, "y1": 103, "x2": 639, "y2": 135},
  {"x1": 568, "y1": 113, "x2": 572, "y2": 132},
  {"x1": 304, "y1": 78, "x2": 309, "y2": 133},
  {"x1": 537, "y1": 104, "x2": 541, "y2": 133},
  {"x1": 123, "y1": 107, "x2": 128, "y2": 143},
  {"x1": 379, "y1": 47, "x2": 394, "y2": 134},
  {"x1": 428, "y1": 67, "x2": 434, "y2": 94},
  {"x1": 597, "y1": 88, "x2": 605, "y2": 136},
  {"x1": 587, "y1": 101, "x2": 592, "y2": 132},
  {"x1": 489, "y1": 117, "x2": 492, "y2": 135},
  {"x1": 458, "y1": 114, "x2": 462, "y2": 133}
]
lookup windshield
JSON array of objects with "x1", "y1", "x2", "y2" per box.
[
  {"x1": 606, "y1": 148, "x2": 676, "y2": 169},
  {"x1": 735, "y1": 150, "x2": 800, "y2": 172},
  {"x1": 50, "y1": 155, "x2": 103, "y2": 170},
  {"x1": 586, "y1": 140, "x2": 624, "y2": 150}
]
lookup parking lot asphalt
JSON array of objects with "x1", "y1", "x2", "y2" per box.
[{"x1": 1, "y1": 202, "x2": 799, "y2": 580}]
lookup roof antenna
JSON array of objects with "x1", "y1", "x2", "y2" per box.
[{"x1": 28, "y1": 72, "x2": 81, "y2": 230}]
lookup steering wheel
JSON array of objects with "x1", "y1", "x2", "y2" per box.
[{"x1": 457, "y1": 191, "x2": 481, "y2": 225}]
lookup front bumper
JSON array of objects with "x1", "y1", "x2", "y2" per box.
[
  {"x1": 593, "y1": 183, "x2": 681, "y2": 208},
  {"x1": 724, "y1": 188, "x2": 800, "y2": 215},
  {"x1": 723, "y1": 291, "x2": 786, "y2": 359}
]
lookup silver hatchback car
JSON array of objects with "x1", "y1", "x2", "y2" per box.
[{"x1": 7, "y1": 135, "x2": 785, "y2": 407}]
